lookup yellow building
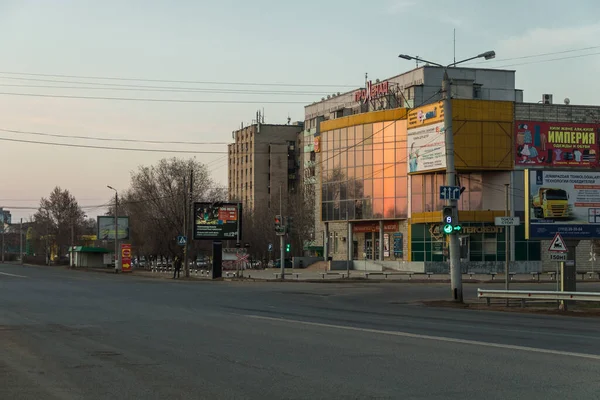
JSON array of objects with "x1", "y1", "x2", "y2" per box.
[{"x1": 317, "y1": 99, "x2": 541, "y2": 266}]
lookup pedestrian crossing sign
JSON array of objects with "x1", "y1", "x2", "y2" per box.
[{"x1": 177, "y1": 236, "x2": 187, "y2": 246}]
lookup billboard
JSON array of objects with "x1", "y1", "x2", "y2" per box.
[
  {"x1": 407, "y1": 122, "x2": 446, "y2": 173},
  {"x1": 516, "y1": 121, "x2": 598, "y2": 168},
  {"x1": 526, "y1": 170, "x2": 600, "y2": 239},
  {"x1": 193, "y1": 202, "x2": 242, "y2": 240},
  {"x1": 97, "y1": 216, "x2": 130, "y2": 240}
]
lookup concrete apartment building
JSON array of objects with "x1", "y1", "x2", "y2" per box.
[{"x1": 228, "y1": 119, "x2": 303, "y2": 212}]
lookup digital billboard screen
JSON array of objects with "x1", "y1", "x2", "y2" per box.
[{"x1": 193, "y1": 202, "x2": 242, "y2": 240}]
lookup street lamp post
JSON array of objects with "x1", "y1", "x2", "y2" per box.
[
  {"x1": 107, "y1": 186, "x2": 119, "y2": 273},
  {"x1": 398, "y1": 50, "x2": 496, "y2": 303}
]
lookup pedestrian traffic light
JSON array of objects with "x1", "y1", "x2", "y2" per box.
[
  {"x1": 285, "y1": 243, "x2": 291, "y2": 253},
  {"x1": 442, "y1": 206, "x2": 453, "y2": 225},
  {"x1": 442, "y1": 206, "x2": 461, "y2": 234}
]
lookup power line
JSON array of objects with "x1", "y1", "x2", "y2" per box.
[
  {"x1": 0, "y1": 91, "x2": 327, "y2": 104},
  {"x1": 0, "y1": 79, "x2": 336, "y2": 96},
  {"x1": 0, "y1": 128, "x2": 230, "y2": 145},
  {"x1": 493, "y1": 51, "x2": 600, "y2": 69},
  {"x1": 0, "y1": 136, "x2": 228, "y2": 153},
  {"x1": 467, "y1": 45, "x2": 600, "y2": 65},
  {"x1": 0, "y1": 134, "x2": 303, "y2": 155},
  {"x1": 0, "y1": 71, "x2": 357, "y2": 88}
]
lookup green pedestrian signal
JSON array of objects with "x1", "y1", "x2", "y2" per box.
[
  {"x1": 285, "y1": 243, "x2": 291, "y2": 252},
  {"x1": 443, "y1": 224, "x2": 454, "y2": 234}
]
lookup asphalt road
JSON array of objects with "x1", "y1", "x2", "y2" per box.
[{"x1": 2, "y1": 263, "x2": 600, "y2": 400}]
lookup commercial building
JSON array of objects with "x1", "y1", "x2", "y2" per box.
[
  {"x1": 302, "y1": 66, "x2": 524, "y2": 268},
  {"x1": 228, "y1": 116, "x2": 303, "y2": 212},
  {"x1": 302, "y1": 65, "x2": 600, "y2": 273}
]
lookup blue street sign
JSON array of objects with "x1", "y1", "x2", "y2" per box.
[
  {"x1": 439, "y1": 186, "x2": 461, "y2": 201},
  {"x1": 177, "y1": 236, "x2": 187, "y2": 246}
]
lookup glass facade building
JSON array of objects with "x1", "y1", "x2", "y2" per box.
[{"x1": 320, "y1": 120, "x2": 408, "y2": 221}]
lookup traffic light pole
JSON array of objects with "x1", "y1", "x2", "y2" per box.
[
  {"x1": 443, "y1": 72, "x2": 463, "y2": 302},
  {"x1": 280, "y1": 234, "x2": 285, "y2": 280}
]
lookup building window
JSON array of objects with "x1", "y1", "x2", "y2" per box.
[{"x1": 473, "y1": 84, "x2": 482, "y2": 99}]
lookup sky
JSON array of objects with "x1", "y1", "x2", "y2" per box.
[{"x1": 1, "y1": 0, "x2": 599, "y2": 222}]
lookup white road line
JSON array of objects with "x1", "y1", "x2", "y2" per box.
[
  {"x1": 246, "y1": 314, "x2": 600, "y2": 361},
  {"x1": 0, "y1": 271, "x2": 28, "y2": 278}
]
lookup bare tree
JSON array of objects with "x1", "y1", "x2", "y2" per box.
[
  {"x1": 114, "y1": 157, "x2": 226, "y2": 263},
  {"x1": 32, "y1": 187, "x2": 86, "y2": 262}
]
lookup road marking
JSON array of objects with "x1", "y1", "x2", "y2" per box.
[
  {"x1": 0, "y1": 271, "x2": 28, "y2": 278},
  {"x1": 246, "y1": 314, "x2": 600, "y2": 361}
]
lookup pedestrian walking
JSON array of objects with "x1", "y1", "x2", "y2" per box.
[{"x1": 173, "y1": 256, "x2": 182, "y2": 279}]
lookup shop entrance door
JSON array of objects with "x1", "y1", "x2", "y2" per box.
[{"x1": 365, "y1": 239, "x2": 373, "y2": 260}]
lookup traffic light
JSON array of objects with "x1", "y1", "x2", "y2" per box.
[
  {"x1": 285, "y1": 243, "x2": 291, "y2": 253},
  {"x1": 275, "y1": 215, "x2": 284, "y2": 235},
  {"x1": 286, "y1": 216, "x2": 293, "y2": 234},
  {"x1": 442, "y1": 206, "x2": 461, "y2": 234}
]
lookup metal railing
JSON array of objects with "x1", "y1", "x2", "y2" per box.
[{"x1": 477, "y1": 289, "x2": 600, "y2": 306}]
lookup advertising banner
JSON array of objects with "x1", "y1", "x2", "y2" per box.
[
  {"x1": 527, "y1": 170, "x2": 600, "y2": 239},
  {"x1": 393, "y1": 232, "x2": 403, "y2": 258},
  {"x1": 515, "y1": 121, "x2": 598, "y2": 168},
  {"x1": 193, "y1": 202, "x2": 242, "y2": 240},
  {"x1": 407, "y1": 101, "x2": 444, "y2": 128},
  {"x1": 383, "y1": 233, "x2": 390, "y2": 257},
  {"x1": 407, "y1": 121, "x2": 446, "y2": 173},
  {"x1": 121, "y1": 244, "x2": 132, "y2": 272},
  {"x1": 97, "y1": 216, "x2": 130, "y2": 240}
]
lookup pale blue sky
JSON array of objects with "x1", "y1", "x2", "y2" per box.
[{"x1": 1, "y1": 0, "x2": 599, "y2": 220}]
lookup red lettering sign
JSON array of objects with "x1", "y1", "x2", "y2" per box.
[
  {"x1": 354, "y1": 81, "x2": 390, "y2": 103},
  {"x1": 352, "y1": 221, "x2": 399, "y2": 233}
]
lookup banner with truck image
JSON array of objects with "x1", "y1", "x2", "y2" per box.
[{"x1": 527, "y1": 170, "x2": 600, "y2": 239}]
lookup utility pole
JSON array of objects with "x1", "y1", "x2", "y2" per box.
[
  {"x1": 71, "y1": 218, "x2": 75, "y2": 268},
  {"x1": 20, "y1": 218, "x2": 23, "y2": 265},
  {"x1": 108, "y1": 186, "x2": 119, "y2": 273},
  {"x1": 505, "y1": 184, "x2": 510, "y2": 306},
  {"x1": 184, "y1": 168, "x2": 193, "y2": 278},
  {"x1": 346, "y1": 209, "x2": 350, "y2": 278},
  {"x1": 114, "y1": 191, "x2": 119, "y2": 273},
  {"x1": 443, "y1": 71, "x2": 463, "y2": 302},
  {"x1": 45, "y1": 210, "x2": 49, "y2": 265},
  {"x1": 1, "y1": 223, "x2": 4, "y2": 264},
  {"x1": 280, "y1": 183, "x2": 285, "y2": 280},
  {"x1": 399, "y1": 50, "x2": 495, "y2": 303},
  {"x1": 182, "y1": 174, "x2": 188, "y2": 278}
]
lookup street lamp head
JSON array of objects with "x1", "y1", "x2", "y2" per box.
[
  {"x1": 479, "y1": 50, "x2": 496, "y2": 60},
  {"x1": 107, "y1": 185, "x2": 115, "y2": 191},
  {"x1": 398, "y1": 54, "x2": 413, "y2": 61}
]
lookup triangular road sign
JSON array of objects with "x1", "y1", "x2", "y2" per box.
[
  {"x1": 177, "y1": 236, "x2": 187, "y2": 246},
  {"x1": 548, "y1": 232, "x2": 567, "y2": 253}
]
